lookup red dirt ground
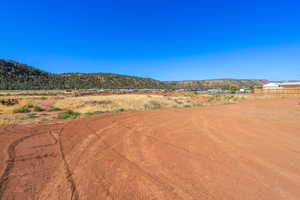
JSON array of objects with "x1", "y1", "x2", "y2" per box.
[{"x1": 1, "y1": 98, "x2": 300, "y2": 200}]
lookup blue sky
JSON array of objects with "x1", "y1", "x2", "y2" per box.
[{"x1": 1, "y1": 0, "x2": 300, "y2": 81}]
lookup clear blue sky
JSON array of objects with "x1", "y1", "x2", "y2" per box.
[{"x1": 1, "y1": 0, "x2": 300, "y2": 81}]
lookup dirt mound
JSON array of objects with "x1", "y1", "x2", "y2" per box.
[{"x1": 1, "y1": 98, "x2": 300, "y2": 199}]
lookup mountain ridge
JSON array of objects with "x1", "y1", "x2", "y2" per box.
[{"x1": 1, "y1": 59, "x2": 269, "y2": 90}]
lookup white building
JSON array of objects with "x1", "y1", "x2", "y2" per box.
[
  {"x1": 263, "y1": 82, "x2": 280, "y2": 89},
  {"x1": 279, "y1": 82, "x2": 300, "y2": 88},
  {"x1": 263, "y1": 82, "x2": 300, "y2": 89}
]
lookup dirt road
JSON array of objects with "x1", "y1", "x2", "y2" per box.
[{"x1": 1, "y1": 98, "x2": 300, "y2": 200}]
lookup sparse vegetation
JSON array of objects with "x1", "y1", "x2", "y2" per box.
[
  {"x1": 33, "y1": 106, "x2": 44, "y2": 112},
  {"x1": 116, "y1": 108, "x2": 125, "y2": 112},
  {"x1": 174, "y1": 99, "x2": 184, "y2": 104},
  {"x1": 83, "y1": 112, "x2": 95, "y2": 117},
  {"x1": 58, "y1": 110, "x2": 81, "y2": 119},
  {"x1": 13, "y1": 104, "x2": 42, "y2": 113},
  {"x1": 1, "y1": 90, "x2": 300, "y2": 125},
  {"x1": 13, "y1": 106, "x2": 30, "y2": 113},
  {"x1": 27, "y1": 114, "x2": 39, "y2": 119},
  {"x1": 24, "y1": 103, "x2": 34, "y2": 109},
  {"x1": 208, "y1": 94, "x2": 248, "y2": 104},
  {"x1": 48, "y1": 106, "x2": 61, "y2": 112},
  {"x1": 20, "y1": 113, "x2": 39, "y2": 120},
  {"x1": 54, "y1": 95, "x2": 186, "y2": 113},
  {"x1": 192, "y1": 102, "x2": 205, "y2": 107},
  {"x1": 144, "y1": 101, "x2": 161, "y2": 110}
]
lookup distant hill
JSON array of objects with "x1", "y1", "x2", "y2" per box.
[
  {"x1": 0, "y1": 59, "x2": 165, "y2": 90},
  {"x1": 0, "y1": 59, "x2": 269, "y2": 90},
  {"x1": 164, "y1": 79, "x2": 269, "y2": 89}
]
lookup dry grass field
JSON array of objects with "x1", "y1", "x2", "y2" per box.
[{"x1": 1, "y1": 90, "x2": 300, "y2": 125}]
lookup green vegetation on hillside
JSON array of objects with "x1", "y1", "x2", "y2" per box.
[
  {"x1": 0, "y1": 59, "x2": 165, "y2": 90},
  {"x1": 0, "y1": 59, "x2": 267, "y2": 90},
  {"x1": 164, "y1": 79, "x2": 268, "y2": 89}
]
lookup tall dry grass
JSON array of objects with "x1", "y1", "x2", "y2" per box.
[
  {"x1": 54, "y1": 94, "x2": 192, "y2": 113},
  {"x1": 1, "y1": 92, "x2": 299, "y2": 125},
  {"x1": 0, "y1": 99, "x2": 33, "y2": 114}
]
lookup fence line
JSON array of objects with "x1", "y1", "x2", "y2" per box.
[{"x1": 254, "y1": 88, "x2": 300, "y2": 94}]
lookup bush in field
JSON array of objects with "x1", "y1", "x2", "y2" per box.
[
  {"x1": 27, "y1": 114, "x2": 39, "y2": 119},
  {"x1": 58, "y1": 110, "x2": 80, "y2": 119},
  {"x1": 208, "y1": 94, "x2": 221, "y2": 102},
  {"x1": 144, "y1": 100, "x2": 161, "y2": 110},
  {"x1": 184, "y1": 104, "x2": 192, "y2": 108},
  {"x1": 193, "y1": 102, "x2": 205, "y2": 107},
  {"x1": 24, "y1": 104, "x2": 34, "y2": 109},
  {"x1": 13, "y1": 105, "x2": 31, "y2": 113},
  {"x1": 14, "y1": 107, "x2": 30, "y2": 113},
  {"x1": 13, "y1": 104, "x2": 46, "y2": 113},
  {"x1": 48, "y1": 106, "x2": 61, "y2": 112},
  {"x1": 33, "y1": 106, "x2": 44, "y2": 112},
  {"x1": 83, "y1": 112, "x2": 95, "y2": 117},
  {"x1": 116, "y1": 108, "x2": 125, "y2": 112}
]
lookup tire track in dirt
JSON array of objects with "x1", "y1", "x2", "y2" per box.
[
  {"x1": 1, "y1": 98, "x2": 300, "y2": 200},
  {"x1": 36, "y1": 115, "x2": 140, "y2": 200},
  {"x1": 69, "y1": 112, "x2": 187, "y2": 199},
  {"x1": 0, "y1": 132, "x2": 44, "y2": 199},
  {"x1": 79, "y1": 110, "x2": 215, "y2": 199},
  {"x1": 70, "y1": 114, "x2": 143, "y2": 199},
  {"x1": 117, "y1": 112, "x2": 218, "y2": 200},
  {"x1": 51, "y1": 125, "x2": 80, "y2": 200},
  {"x1": 91, "y1": 116, "x2": 178, "y2": 199},
  {"x1": 0, "y1": 122, "x2": 81, "y2": 200}
]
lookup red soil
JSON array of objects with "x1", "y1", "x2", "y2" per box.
[{"x1": 1, "y1": 98, "x2": 300, "y2": 200}]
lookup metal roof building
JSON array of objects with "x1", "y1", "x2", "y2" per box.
[
  {"x1": 279, "y1": 82, "x2": 300, "y2": 88},
  {"x1": 263, "y1": 83, "x2": 280, "y2": 89},
  {"x1": 263, "y1": 82, "x2": 300, "y2": 89}
]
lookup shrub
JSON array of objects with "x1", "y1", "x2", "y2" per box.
[
  {"x1": 193, "y1": 102, "x2": 204, "y2": 107},
  {"x1": 175, "y1": 99, "x2": 183, "y2": 104},
  {"x1": 13, "y1": 106, "x2": 30, "y2": 113},
  {"x1": 33, "y1": 106, "x2": 44, "y2": 112},
  {"x1": 86, "y1": 100, "x2": 112, "y2": 105},
  {"x1": 83, "y1": 112, "x2": 95, "y2": 117},
  {"x1": 58, "y1": 110, "x2": 80, "y2": 119},
  {"x1": 19, "y1": 113, "x2": 39, "y2": 120},
  {"x1": 24, "y1": 104, "x2": 34, "y2": 109},
  {"x1": 93, "y1": 111, "x2": 107, "y2": 115},
  {"x1": 117, "y1": 108, "x2": 125, "y2": 112},
  {"x1": 27, "y1": 114, "x2": 39, "y2": 119},
  {"x1": 48, "y1": 106, "x2": 61, "y2": 112},
  {"x1": 144, "y1": 101, "x2": 161, "y2": 110}
]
